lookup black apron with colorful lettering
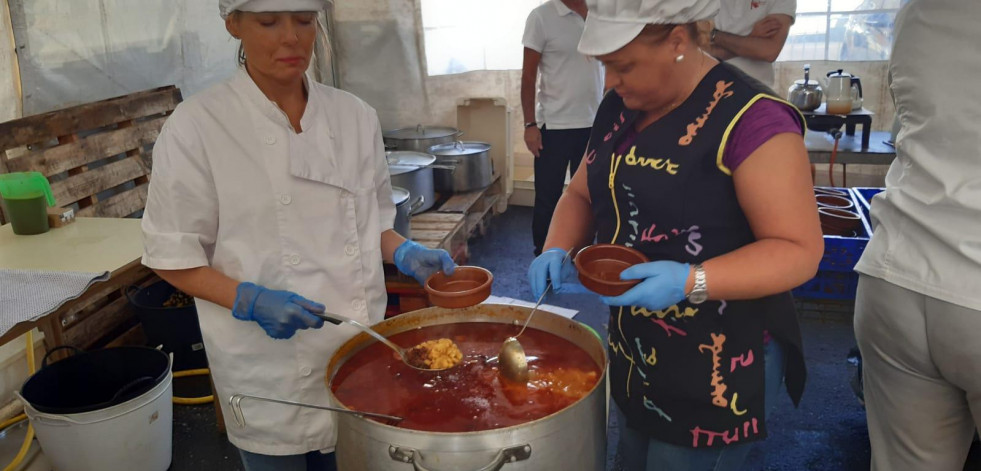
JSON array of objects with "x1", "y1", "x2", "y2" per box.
[{"x1": 585, "y1": 63, "x2": 806, "y2": 448}]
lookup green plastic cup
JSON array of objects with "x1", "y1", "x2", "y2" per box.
[{"x1": 0, "y1": 172, "x2": 56, "y2": 235}]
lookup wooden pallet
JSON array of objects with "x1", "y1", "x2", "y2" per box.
[{"x1": 0, "y1": 86, "x2": 182, "y2": 223}]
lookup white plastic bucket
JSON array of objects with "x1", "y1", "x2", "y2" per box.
[{"x1": 17, "y1": 369, "x2": 173, "y2": 471}]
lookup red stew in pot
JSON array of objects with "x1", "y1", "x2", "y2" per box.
[{"x1": 330, "y1": 322, "x2": 600, "y2": 432}]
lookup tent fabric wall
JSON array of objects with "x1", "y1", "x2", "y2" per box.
[
  {"x1": 8, "y1": 0, "x2": 237, "y2": 116},
  {"x1": 0, "y1": 0, "x2": 20, "y2": 123}
]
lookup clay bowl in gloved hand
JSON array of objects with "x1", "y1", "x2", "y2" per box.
[
  {"x1": 425, "y1": 266, "x2": 493, "y2": 309},
  {"x1": 815, "y1": 194, "x2": 854, "y2": 210},
  {"x1": 819, "y1": 207, "x2": 863, "y2": 236},
  {"x1": 574, "y1": 244, "x2": 650, "y2": 296}
]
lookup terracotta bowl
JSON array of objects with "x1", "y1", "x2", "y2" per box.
[
  {"x1": 574, "y1": 244, "x2": 649, "y2": 296},
  {"x1": 425, "y1": 266, "x2": 493, "y2": 309},
  {"x1": 819, "y1": 207, "x2": 862, "y2": 236},
  {"x1": 815, "y1": 194, "x2": 854, "y2": 210}
]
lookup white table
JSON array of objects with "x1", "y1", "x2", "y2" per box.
[{"x1": 0, "y1": 217, "x2": 145, "y2": 346}]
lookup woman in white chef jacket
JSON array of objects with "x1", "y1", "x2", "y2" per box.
[{"x1": 140, "y1": 1, "x2": 455, "y2": 470}]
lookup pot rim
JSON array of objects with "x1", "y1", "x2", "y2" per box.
[
  {"x1": 325, "y1": 305, "x2": 608, "y2": 436},
  {"x1": 428, "y1": 141, "x2": 492, "y2": 156},
  {"x1": 383, "y1": 125, "x2": 462, "y2": 141}
]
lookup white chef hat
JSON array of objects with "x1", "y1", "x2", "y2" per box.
[
  {"x1": 578, "y1": 0, "x2": 720, "y2": 56},
  {"x1": 219, "y1": 0, "x2": 327, "y2": 19}
]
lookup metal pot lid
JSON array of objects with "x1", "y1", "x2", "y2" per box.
[
  {"x1": 391, "y1": 187, "x2": 410, "y2": 206},
  {"x1": 383, "y1": 124, "x2": 461, "y2": 140},
  {"x1": 386, "y1": 151, "x2": 436, "y2": 176},
  {"x1": 428, "y1": 141, "x2": 491, "y2": 156}
]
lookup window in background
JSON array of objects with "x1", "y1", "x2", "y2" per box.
[
  {"x1": 421, "y1": 0, "x2": 545, "y2": 76},
  {"x1": 780, "y1": 0, "x2": 907, "y2": 61}
]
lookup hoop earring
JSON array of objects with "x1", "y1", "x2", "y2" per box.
[{"x1": 675, "y1": 54, "x2": 685, "y2": 63}]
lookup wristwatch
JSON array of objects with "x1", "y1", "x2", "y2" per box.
[
  {"x1": 686, "y1": 264, "x2": 709, "y2": 304},
  {"x1": 524, "y1": 121, "x2": 538, "y2": 129}
]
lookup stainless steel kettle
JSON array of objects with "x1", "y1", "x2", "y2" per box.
[{"x1": 788, "y1": 64, "x2": 823, "y2": 112}]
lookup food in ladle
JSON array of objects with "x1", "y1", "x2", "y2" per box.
[{"x1": 405, "y1": 338, "x2": 462, "y2": 370}]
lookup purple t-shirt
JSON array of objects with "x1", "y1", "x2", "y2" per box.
[{"x1": 616, "y1": 99, "x2": 803, "y2": 171}]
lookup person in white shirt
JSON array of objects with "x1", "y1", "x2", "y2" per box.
[
  {"x1": 140, "y1": 1, "x2": 455, "y2": 470},
  {"x1": 698, "y1": 0, "x2": 796, "y2": 88},
  {"x1": 853, "y1": 1, "x2": 981, "y2": 469},
  {"x1": 522, "y1": 0, "x2": 604, "y2": 255}
]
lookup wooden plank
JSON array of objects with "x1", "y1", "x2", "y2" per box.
[
  {"x1": 437, "y1": 189, "x2": 486, "y2": 214},
  {"x1": 4, "y1": 116, "x2": 166, "y2": 175},
  {"x1": 103, "y1": 323, "x2": 147, "y2": 349},
  {"x1": 411, "y1": 221, "x2": 461, "y2": 232},
  {"x1": 61, "y1": 294, "x2": 135, "y2": 349},
  {"x1": 0, "y1": 86, "x2": 181, "y2": 151},
  {"x1": 56, "y1": 265, "x2": 153, "y2": 329},
  {"x1": 50, "y1": 156, "x2": 148, "y2": 207},
  {"x1": 76, "y1": 183, "x2": 149, "y2": 218},
  {"x1": 410, "y1": 213, "x2": 463, "y2": 224},
  {"x1": 411, "y1": 230, "x2": 455, "y2": 243}
]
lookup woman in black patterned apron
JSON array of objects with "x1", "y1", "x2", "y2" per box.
[{"x1": 525, "y1": 0, "x2": 823, "y2": 469}]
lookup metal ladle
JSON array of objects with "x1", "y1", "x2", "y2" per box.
[
  {"x1": 228, "y1": 394, "x2": 403, "y2": 426},
  {"x1": 499, "y1": 250, "x2": 572, "y2": 384},
  {"x1": 314, "y1": 312, "x2": 453, "y2": 372}
]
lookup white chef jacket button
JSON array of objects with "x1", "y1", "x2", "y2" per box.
[
  {"x1": 300, "y1": 367, "x2": 312, "y2": 376},
  {"x1": 264, "y1": 136, "x2": 276, "y2": 145},
  {"x1": 344, "y1": 245, "x2": 357, "y2": 256},
  {"x1": 280, "y1": 193, "x2": 292, "y2": 205},
  {"x1": 290, "y1": 254, "x2": 301, "y2": 265}
]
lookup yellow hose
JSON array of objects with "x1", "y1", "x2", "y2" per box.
[
  {"x1": 0, "y1": 414, "x2": 25, "y2": 432},
  {"x1": 172, "y1": 368, "x2": 214, "y2": 405},
  {"x1": 3, "y1": 331, "x2": 36, "y2": 471}
]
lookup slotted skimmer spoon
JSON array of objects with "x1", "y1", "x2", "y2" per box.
[
  {"x1": 499, "y1": 249, "x2": 572, "y2": 384},
  {"x1": 314, "y1": 312, "x2": 452, "y2": 372}
]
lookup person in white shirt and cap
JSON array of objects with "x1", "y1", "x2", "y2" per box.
[
  {"x1": 140, "y1": 1, "x2": 455, "y2": 470},
  {"x1": 854, "y1": 1, "x2": 981, "y2": 469},
  {"x1": 526, "y1": 0, "x2": 822, "y2": 469},
  {"x1": 697, "y1": 0, "x2": 796, "y2": 89}
]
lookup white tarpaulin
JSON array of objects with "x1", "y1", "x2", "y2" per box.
[{"x1": 9, "y1": 0, "x2": 237, "y2": 115}]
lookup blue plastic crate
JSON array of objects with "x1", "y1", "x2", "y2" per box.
[
  {"x1": 816, "y1": 187, "x2": 873, "y2": 272},
  {"x1": 852, "y1": 187, "x2": 884, "y2": 225},
  {"x1": 792, "y1": 270, "x2": 859, "y2": 300}
]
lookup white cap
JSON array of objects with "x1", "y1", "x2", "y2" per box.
[
  {"x1": 219, "y1": 0, "x2": 327, "y2": 19},
  {"x1": 578, "y1": 0, "x2": 720, "y2": 56}
]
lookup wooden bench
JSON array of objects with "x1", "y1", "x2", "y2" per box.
[{"x1": 0, "y1": 86, "x2": 182, "y2": 351}]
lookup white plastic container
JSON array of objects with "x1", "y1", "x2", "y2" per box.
[{"x1": 17, "y1": 369, "x2": 173, "y2": 471}]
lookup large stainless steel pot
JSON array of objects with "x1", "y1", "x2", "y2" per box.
[
  {"x1": 384, "y1": 125, "x2": 463, "y2": 153},
  {"x1": 387, "y1": 151, "x2": 436, "y2": 214},
  {"x1": 326, "y1": 304, "x2": 608, "y2": 471},
  {"x1": 391, "y1": 186, "x2": 421, "y2": 239},
  {"x1": 427, "y1": 141, "x2": 494, "y2": 193}
]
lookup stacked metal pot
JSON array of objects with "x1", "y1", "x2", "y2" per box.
[{"x1": 383, "y1": 125, "x2": 495, "y2": 196}]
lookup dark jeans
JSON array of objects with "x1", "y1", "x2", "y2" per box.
[
  {"x1": 532, "y1": 125, "x2": 592, "y2": 255},
  {"x1": 238, "y1": 449, "x2": 337, "y2": 471}
]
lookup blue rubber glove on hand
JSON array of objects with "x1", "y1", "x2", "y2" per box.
[
  {"x1": 527, "y1": 248, "x2": 589, "y2": 299},
  {"x1": 232, "y1": 282, "x2": 325, "y2": 339},
  {"x1": 599, "y1": 261, "x2": 691, "y2": 311},
  {"x1": 393, "y1": 240, "x2": 456, "y2": 285}
]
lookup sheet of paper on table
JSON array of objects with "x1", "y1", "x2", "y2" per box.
[{"x1": 482, "y1": 295, "x2": 578, "y2": 319}]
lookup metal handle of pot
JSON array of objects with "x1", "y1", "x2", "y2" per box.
[
  {"x1": 429, "y1": 164, "x2": 457, "y2": 171},
  {"x1": 409, "y1": 195, "x2": 425, "y2": 214},
  {"x1": 227, "y1": 394, "x2": 403, "y2": 428},
  {"x1": 389, "y1": 444, "x2": 531, "y2": 471}
]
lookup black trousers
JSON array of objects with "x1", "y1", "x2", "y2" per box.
[{"x1": 532, "y1": 125, "x2": 591, "y2": 255}]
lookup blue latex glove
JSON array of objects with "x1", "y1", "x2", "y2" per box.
[
  {"x1": 600, "y1": 261, "x2": 691, "y2": 311},
  {"x1": 393, "y1": 240, "x2": 456, "y2": 285},
  {"x1": 232, "y1": 282, "x2": 325, "y2": 339},
  {"x1": 527, "y1": 248, "x2": 589, "y2": 299}
]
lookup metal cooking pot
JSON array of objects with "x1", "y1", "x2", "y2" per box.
[
  {"x1": 383, "y1": 124, "x2": 463, "y2": 153},
  {"x1": 326, "y1": 304, "x2": 608, "y2": 471},
  {"x1": 387, "y1": 151, "x2": 437, "y2": 215},
  {"x1": 788, "y1": 64, "x2": 823, "y2": 112},
  {"x1": 391, "y1": 186, "x2": 421, "y2": 239},
  {"x1": 427, "y1": 141, "x2": 494, "y2": 193}
]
